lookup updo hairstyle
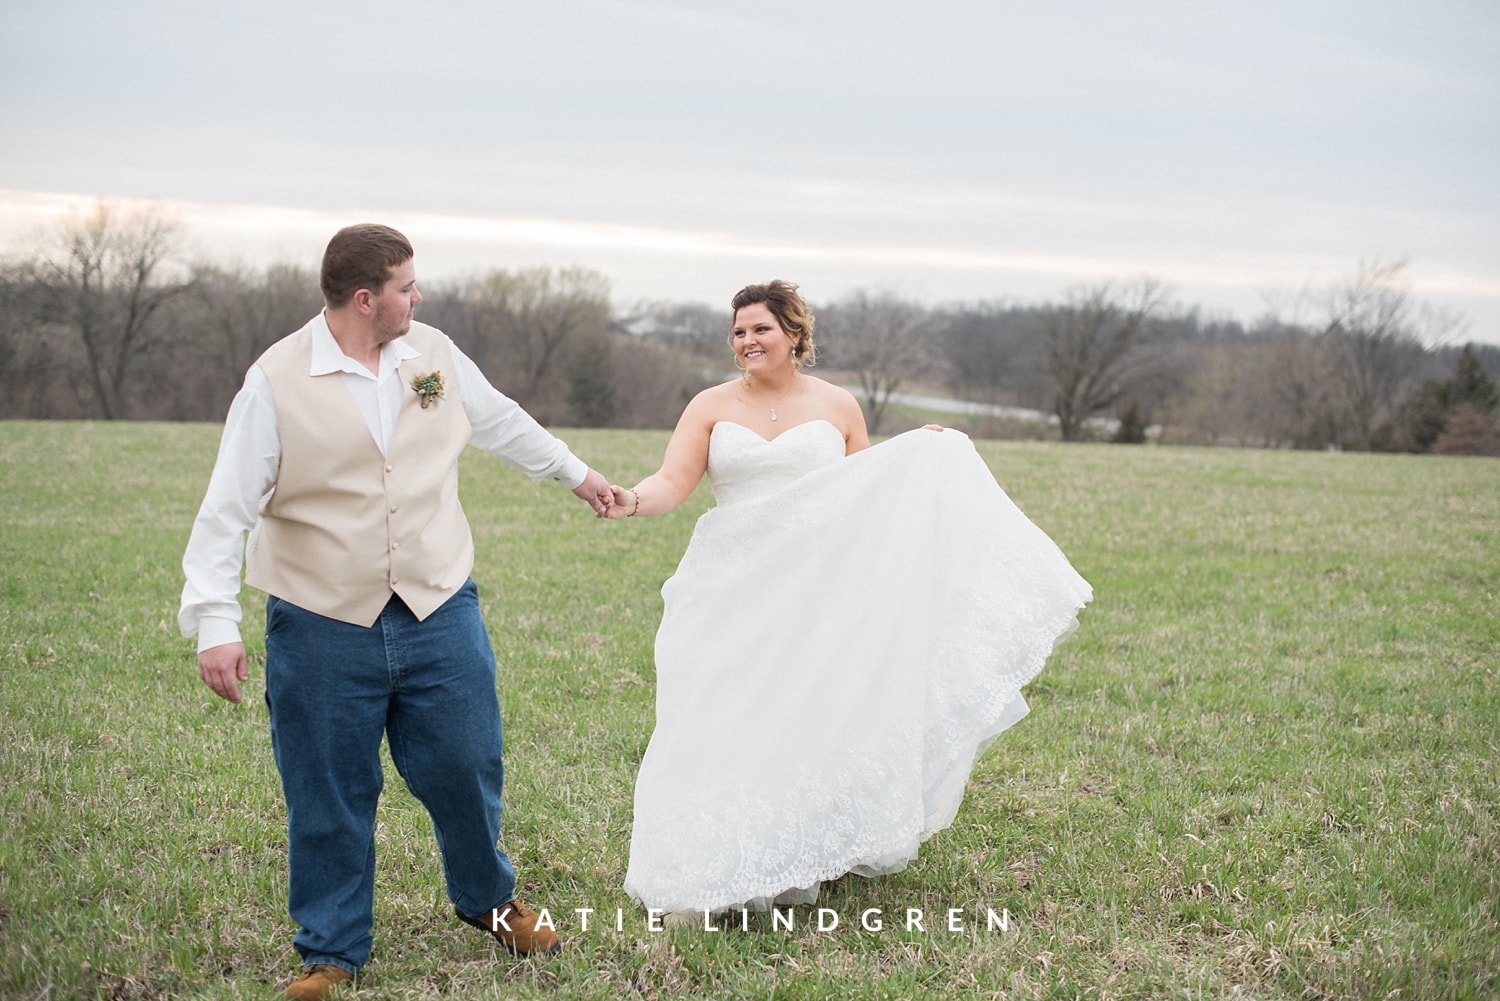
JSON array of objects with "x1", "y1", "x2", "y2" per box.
[{"x1": 728, "y1": 280, "x2": 817, "y2": 368}]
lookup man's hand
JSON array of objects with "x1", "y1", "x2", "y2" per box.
[
  {"x1": 572, "y1": 468, "x2": 616, "y2": 517},
  {"x1": 199, "y1": 642, "x2": 249, "y2": 704}
]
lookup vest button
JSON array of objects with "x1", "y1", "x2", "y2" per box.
[
  {"x1": 390, "y1": 577, "x2": 399, "y2": 585},
  {"x1": 385, "y1": 464, "x2": 394, "y2": 473},
  {"x1": 390, "y1": 505, "x2": 399, "y2": 513},
  {"x1": 391, "y1": 542, "x2": 400, "y2": 550}
]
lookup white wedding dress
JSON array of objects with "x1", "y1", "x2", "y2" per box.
[{"x1": 623, "y1": 420, "x2": 1092, "y2": 914}]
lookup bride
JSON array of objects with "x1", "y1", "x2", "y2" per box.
[{"x1": 605, "y1": 281, "x2": 1091, "y2": 917}]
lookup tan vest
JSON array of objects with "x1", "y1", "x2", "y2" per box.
[{"x1": 245, "y1": 320, "x2": 474, "y2": 626}]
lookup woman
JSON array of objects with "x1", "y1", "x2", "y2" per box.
[{"x1": 607, "y1": 281, "x2": 1091, "y2": 917}]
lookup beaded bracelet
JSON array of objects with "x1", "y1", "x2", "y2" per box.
[{"x1": 628, "y1": 489, "x2": 641, "y2": 517}]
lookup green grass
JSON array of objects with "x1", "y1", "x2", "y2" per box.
[{"x1": 1, "y1": 421, "x2": 1497, "y2": 1000}]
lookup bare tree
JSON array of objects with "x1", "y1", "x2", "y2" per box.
[
  {"x1": 17, "y1": 201, "x2": 193, "y2": 418},
  {"x1": 820, "y1": 290, "x2": 933, "y2": 435},
  {"x1": 0, "y1": 266, "x2": 75, "y2": 417},
  {"x1": 186, "y1": 262, "x2": 323, "y2": 406},
  {"x1": 934, "y1": 301, "x2": 1041, "y2": 410},
  {"x1": 1319, "y1": 259, "x2": 1431, "y2": 449},
  {"x1": 1041, "y1": 280, "x2": 1165, "y2": 442},
  {"x1": 455, "y1": 267, "x2": 612, "y2": 421},
  {"x1": 1265, "y1": 324, "x2": 1344, "y2": 448},
  {"x1": 601, "y1": 337, "x2": 715, "y2": 428},
  {"x1": 1160, "y1": 341, "x2": 1249, "y2": 446},
  {"x1": 321, "y1": 276, "x2": 706, "y2": 430}
]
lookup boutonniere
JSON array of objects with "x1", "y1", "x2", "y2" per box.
[{"x1": 410, "y1": 371, "x2": 446, "y2": 409}]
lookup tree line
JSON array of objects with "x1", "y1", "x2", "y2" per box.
[{"x1": 3, "y1": 202, "x2": 1497, "y2": 456}]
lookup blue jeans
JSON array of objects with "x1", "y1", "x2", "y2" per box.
[{"x1": 264, "y1": 581, "x2": 516, "y2": 973}]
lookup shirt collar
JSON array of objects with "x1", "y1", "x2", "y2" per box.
[{"x1": 309, "y1": 311, "x2": 422, "y2": 379}]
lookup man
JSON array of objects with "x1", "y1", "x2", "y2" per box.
[{"x1": 179, "y1": 224, "x2": 616, "y2": 1000}]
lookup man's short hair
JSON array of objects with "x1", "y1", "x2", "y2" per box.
[{"x1": 321, "y1": 224, "x2": 414, "y2": 307}]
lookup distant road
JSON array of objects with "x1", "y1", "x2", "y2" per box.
[
  {"x1": 846, "y1": 388, "x2": 1131, "y2": 433},
  {"x1": 842, "y1": 387, "x2": 1050, "y2": 424}
]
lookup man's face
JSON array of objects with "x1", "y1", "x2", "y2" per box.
[{"x1": 371, "y1": 258, "x2": 421, "y2": 342}]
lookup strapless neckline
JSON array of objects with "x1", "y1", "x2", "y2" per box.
[
  {"x1": 711, "y1": 419, "x2": 841, "y2": 444},
  {"x1": 707, "y1": 419, "x2": 846, "y2": 507}
]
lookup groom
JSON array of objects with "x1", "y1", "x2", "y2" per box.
[{"x1": 179, "y1": 224, "x2": 617, "y2": 1000}]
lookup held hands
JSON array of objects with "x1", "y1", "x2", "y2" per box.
[
  {"x1": 573, "y1": 469, "x2": 623, "y2": 518},
  {"x1": 601, "y1": 485, "x2": 638, "y2": 519}
]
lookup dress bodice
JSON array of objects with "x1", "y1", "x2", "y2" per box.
[{"x1": 707, "y1": 420, "x2": 847, "y2": 506}]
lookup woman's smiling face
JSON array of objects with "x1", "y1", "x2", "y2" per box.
[{"x1": 731, "y1": 303, "x2": 796, "y2": 374}]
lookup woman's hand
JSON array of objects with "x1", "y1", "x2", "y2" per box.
[{"x1": 603, "y1": 485, "x2": 639, "y2": 519}]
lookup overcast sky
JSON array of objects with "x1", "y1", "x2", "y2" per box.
[{"x1": 3, "y1": 1, "x2": 1497, "y2": 341}]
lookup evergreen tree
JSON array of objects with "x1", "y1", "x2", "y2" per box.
[
  {"x1": 1402, "y1": 379, "x2": 1451, "y2": 452},
  {"x1": 1112, "y1": 400, "x2": 1148, "y2": 444},
  {"x1": 1449, "y1": 344, "x2": 1499, "y2": 413}
]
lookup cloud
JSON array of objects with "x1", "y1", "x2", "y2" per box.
[{"x1": 0, "y1": 3, "x2": 1495, "y2": 337}]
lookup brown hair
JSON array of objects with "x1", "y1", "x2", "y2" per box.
[
  {"x1": 729, "y1": 280, "x2": 816, "y2": 368},
  {"x1": 320, "y1": 224, "x2": 414, "y2": 307}
]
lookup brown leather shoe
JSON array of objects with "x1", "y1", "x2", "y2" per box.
[
  {"x1": 282, "y1": 963, "x2": 354, "y2": 1000},
  {"x1": 456, "y1": 898, "x2": 562, "y2": 956}
]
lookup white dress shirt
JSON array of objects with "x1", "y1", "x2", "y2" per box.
[{"x1": 179, "y1": 313, "x2": 588, "y2": 651}]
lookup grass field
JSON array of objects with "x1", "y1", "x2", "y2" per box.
[{"x1": 1, "y1": 420, "x2": 1496, "y2": 1001}]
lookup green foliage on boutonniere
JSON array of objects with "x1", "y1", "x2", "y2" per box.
[{"x1": 411, "y1": 371, "x2": 446, "y2": 409}]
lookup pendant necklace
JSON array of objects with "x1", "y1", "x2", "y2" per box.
[
  {"x1": 749, "y1": 369, "x2": 798, "y2": 423},
  {"x1": 768, "y1": 380, "x2": 795, "y2": 422}
]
